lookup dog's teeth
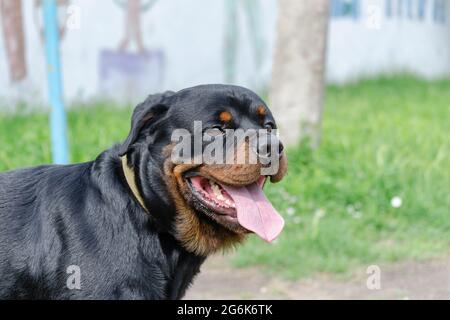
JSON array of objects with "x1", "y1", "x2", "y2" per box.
[
  {"x1": 206, "y1": 179, "x2": 235, "y2": 208},
  {"x1": 210, "y1": 180, "x2": 224, "y2": 200}
]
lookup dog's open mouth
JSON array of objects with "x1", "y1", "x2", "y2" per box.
[{"x1": 186, "y1": 175, "x2": 284, "y2": 242}]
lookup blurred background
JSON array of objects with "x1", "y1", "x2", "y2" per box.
[{"x1": 0, "y1": 0, "x2": 449, "y2": 299}]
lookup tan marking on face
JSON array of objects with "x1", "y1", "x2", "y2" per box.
[
  {"x1": 256, "y1": 105, "x2": 266, "y2": 116},
  {"x1": 161, "y1": 145, "x2": 244, "y2": 257},
  {"x1": 219, "y1": 111, "x2": 232, "y2": 122},
  {"x1": 198, "y1": 140, "x2": 262, "y2": 186}
]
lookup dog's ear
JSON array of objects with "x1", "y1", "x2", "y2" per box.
[{"x1": 119, "y1": 91, "x2": 175, "y2": 156}]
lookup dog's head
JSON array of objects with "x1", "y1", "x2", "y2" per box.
[{"x1": 119, "y1": 85, "x2": 288, "y2": 256}]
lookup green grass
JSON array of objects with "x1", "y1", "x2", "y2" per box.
[
  {"x1": 1, "y1": 77, "x2": 449, "y2": 279},
  {"x1": 0, "y1": 102, "x2": 131, "y2": 169}
]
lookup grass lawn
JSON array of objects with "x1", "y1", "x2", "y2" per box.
[{"x1": 1, "y1": 77, "x2": 449, "y2": 278}]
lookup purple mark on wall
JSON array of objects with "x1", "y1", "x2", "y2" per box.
[{"x1": 99, "y1": 49, "x2": 165, "y2": 101}]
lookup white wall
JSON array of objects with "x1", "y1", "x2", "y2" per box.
[
  {"x1": 0, "y1": 0, "x2": 449, "y2": 107},
  {"x1": 0, "y1": 0, "x2": 277, "y2": 106},
  {"x1": 327, "y1": 0, "x2": 450, "y2": 83}
]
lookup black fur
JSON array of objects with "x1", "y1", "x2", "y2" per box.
[{"x1": 0, "y1": 85, "x2": 275, "y2": 300}]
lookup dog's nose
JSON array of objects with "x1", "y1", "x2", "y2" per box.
[{"x1": 257, "y1": 136, "x2": 284, "y2": 160}]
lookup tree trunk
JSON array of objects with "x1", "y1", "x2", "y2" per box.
[
  {"x1": 270, "y1": 0, "x2": 329, "y2": 147},
  {"x1": 0, "y1": 0, "x2": 27, "y2": 82}
]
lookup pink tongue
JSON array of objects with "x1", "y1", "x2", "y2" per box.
[{"x1": 222, "y1": 183, "x2": 285, "y2": 242}]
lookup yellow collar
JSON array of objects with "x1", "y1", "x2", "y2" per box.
[{"x1": 121, "y1": 155, "x2": 150, "y2": 213}]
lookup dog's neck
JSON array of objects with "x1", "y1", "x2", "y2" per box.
[{"x1": 121, "y1": 155, "x2": 150, "y2": 213}]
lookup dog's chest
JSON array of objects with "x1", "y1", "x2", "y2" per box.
[{"x1": 165, "y1": 254, "x2": 204, "y2": 299}]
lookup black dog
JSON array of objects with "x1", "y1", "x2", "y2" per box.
[{"x1": 0, "y1": 85, "x2": 287, "y2": 299}]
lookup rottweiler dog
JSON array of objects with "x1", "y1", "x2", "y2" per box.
[{"x1": 0, "y1": 85, "x2": 287, "y2": 299}]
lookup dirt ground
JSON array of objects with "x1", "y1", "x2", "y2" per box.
[{"x1": 185, "y1": 254, "x2": 450, "y2": 300}]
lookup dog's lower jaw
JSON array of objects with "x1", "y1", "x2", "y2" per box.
[{"x1": 163, "y1": 159, "x2": 245, "y2": 257}]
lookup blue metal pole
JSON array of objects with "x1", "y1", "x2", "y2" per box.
[{"x1": 43, "y1": 0, "x2": 69, "y2": 164}]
